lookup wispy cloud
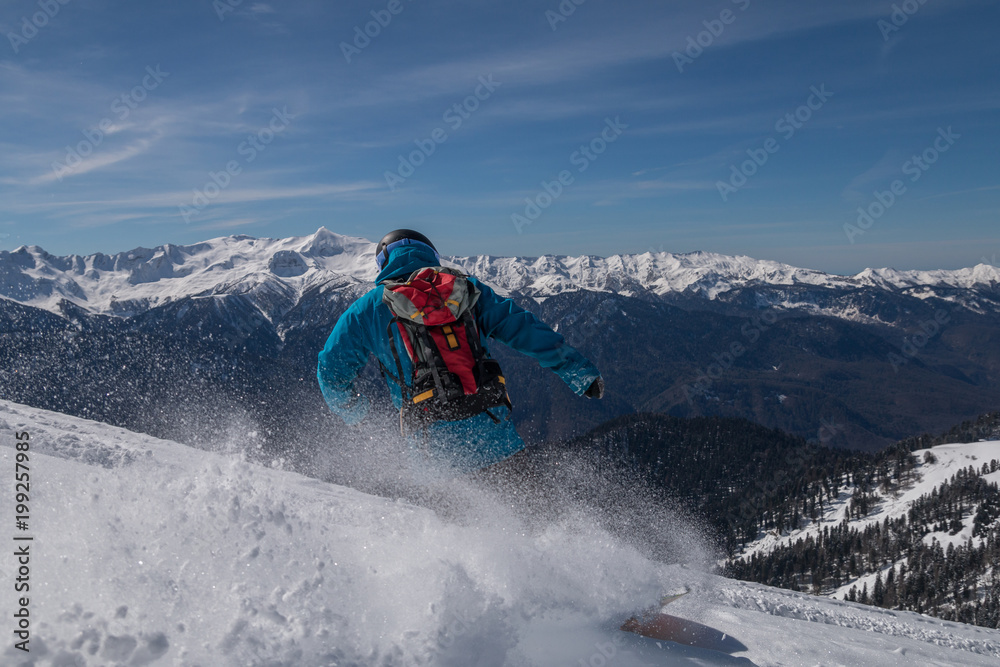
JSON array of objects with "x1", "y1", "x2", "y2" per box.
[
  {"x1": 915, "y1": 184, "x2": 1000, "y2": 201},
  {"x1": 841, "y1": 149, "x2": 906, "y2": 203},
  {"x1": 9, "y1": 182, "x2": 383, "y2": 219},
  {"x1": 191, "y1": 217, "x2": 270, "y2": 232},
  {"x1": 632, "y1": 179, "x2": 716, "y2": 192},
  {"x1": 28, "y1": 132, "x2": 164, "y2": 185}
]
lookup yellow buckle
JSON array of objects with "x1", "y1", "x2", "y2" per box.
[
  {"x1": 413, "y1": 389, "x2": 434, "y2": 404},
  {"x1": 442, "y1": 324, "x2": 460, "y2": 350}
]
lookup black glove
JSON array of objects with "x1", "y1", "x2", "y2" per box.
[{"x1": 584, "y1": 377, "x2": 604, "y2": 399}]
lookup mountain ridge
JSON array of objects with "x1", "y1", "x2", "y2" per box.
[{"x1": 4, "y1": 227, "x2": 999, "y2": 318}]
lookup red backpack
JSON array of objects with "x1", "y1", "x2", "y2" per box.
[{"x1": 380, "y1": 267, "x2": 511, "y2": 433}]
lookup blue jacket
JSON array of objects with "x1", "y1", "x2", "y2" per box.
[{"x1": 317, "y1": 243, "x2": 600, "y2": 471}]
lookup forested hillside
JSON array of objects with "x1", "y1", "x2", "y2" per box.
[{"x1": 570, "y1": 412, "x2": 1000, "y2": 629}]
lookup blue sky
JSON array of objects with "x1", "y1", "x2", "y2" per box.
[{"x1": 1, "y1": 0, "x2": 997, "y2": 274}]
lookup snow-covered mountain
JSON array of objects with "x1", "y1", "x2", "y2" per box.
[
  {"x1": 3, "y1": 227, "x2": 999, "y2": 318},
  {"x1": 0, "y1": 229, "x2": 377, "y2": 319},
  {"x1": 3, "y1": 398, "x2": 1000, "y2": 666}
]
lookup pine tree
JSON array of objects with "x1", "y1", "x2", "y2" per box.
[{"x1": 873, "y1": 572, "x2": 885, "y2": 607}]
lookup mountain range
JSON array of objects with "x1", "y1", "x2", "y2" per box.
[{"x1": 2, "y1": 228, "x2": 999, "y2": 453}]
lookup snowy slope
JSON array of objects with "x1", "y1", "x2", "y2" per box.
[
  {"x1": 2, "y1": 228, "x2": 999, "y2": 317},
  {"x1": 2, "y1": 399, "x2": 999, "y2": 666},
  {"x1": 733, "y1": 441, "x2": 1000, "y2": 602},
  {"x1": 736, "y1": 442, "x2": 1000, "y2": 561}
]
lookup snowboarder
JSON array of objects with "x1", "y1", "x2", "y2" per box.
[{"x1": 317, "y1": 229, "x2": 603, "y2": 473}]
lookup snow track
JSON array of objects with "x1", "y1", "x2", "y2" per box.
[{"x1": 703, "y1": 580, "x2": 1000, "y2": 664}]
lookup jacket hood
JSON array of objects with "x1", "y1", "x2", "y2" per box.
[{"x1": 375, "y1": 243, "x2": 440, "y2": 283}]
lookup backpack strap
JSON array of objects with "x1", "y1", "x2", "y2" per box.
[
  {"x1": 384, "y1": 316, "x2": 451, "y2": 406},
  {"x1": 410, "y1": 321, "x2": 448, "y2": 400},
  {"x1": 461, "y1": 309, "x2": 513, "y2": 417},
  {"x1": 460, "y1": 309, "x2": 489, "y2": 383},
  {"x1": 382, "y1": 318, "x2": 411, "y2": 401}
]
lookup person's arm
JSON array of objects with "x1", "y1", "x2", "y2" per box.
[
  {"x1": 471, "y1": 278, "x2": 601, "y2": 396},
  {"x1": 317, "y1": 300, "x2": 372, "y2": 424}
]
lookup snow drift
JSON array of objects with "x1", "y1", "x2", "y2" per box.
[{"x1": 1, "y1": 400, "x2": 999, "y2": 666}]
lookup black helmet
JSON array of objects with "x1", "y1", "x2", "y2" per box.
[{"x1": 375, "y1": 229, "x2": 438, "y2": 269}]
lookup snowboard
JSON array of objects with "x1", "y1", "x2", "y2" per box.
[{"x1": 621, "y1": 590, "x2": 747, "y2": 655}]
